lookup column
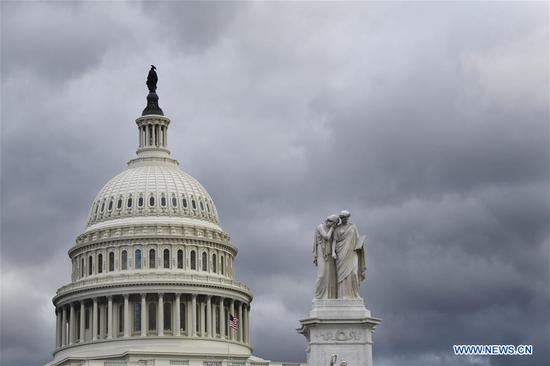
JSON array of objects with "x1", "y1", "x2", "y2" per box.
[
  {"x1": 140, "y1": 293, "x2": 147, "y2": 337},
  {"x1": 219, "y1": 297, "x2": 225, "y2": 339},
  {"x1": 69, "y1": 303, "x2": 75, "y2": 345},
  {"x1": 164, "y1": 125, "x2": 167, "y2": 147},
  {"x1": 174, "y1": 294, "x2": 181, "y2": 336},
  {"x1": 107, "y1": 296, "x2": 113, "y2": 339},
  {"x1": 186, "y1": 295, "x2": 192, "y2": 336},
  {"x1": 123, "y1": 294, "x2": 130, "y2": 337},
  {"x1": 159, "y1": 126, "x2": 163, "y2": 147},
  {"x1": 99, "y1": 304, "x2": 105, "y2": 339},
  {"x1": 158, "y1": 293, "x2": 164, "y2": 336},
  {"x1": 92, "y1": 298, "x2": 98, "y2": 341},
  {"x1": 80, "y1": 302, "x2": 85, "y2": 343},
  {"x1": 244, "y1": 304, "x2": 249, "y2": 344},
  {"x1": 229, "y1": 299, "x2": 235, "y2": 340},
  {"x1": 206, "y1": 296, "x2": 212, "y2": 338},
  {"x1": 238, "y1": 302, "x2": 243, "y2": 342},
  {"x1": 157, "y1": 125, "x2": 161, "y2": 146},
  {"x1": 199, "y1": 300, "x2": 205, "y2": 337},
  {"x1": 145, "y1": 125, "x2": 149, "y2": 147},
  {"x1": 191, "y1": 294, "x2": 197, "y2": 337},
  {"x1": 212, "y1": 301, "x2": 217, "y2": 337},
  {"x1": 55, "y1": 310, "x2": 60, "y2": 348},
  {"x1": 61, "y1": 306, "x2": 67, "y2": 346},
  {"x1": 152, "y1": 124, "x2": 156, "y2": 146}
]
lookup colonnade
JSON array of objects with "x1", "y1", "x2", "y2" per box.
[
  {"x1": 139, "y1": 123, "x2": 167, "y2": 148},
  {"x1": 55, "y1": 293, "x2": 250, "y2": 350}
]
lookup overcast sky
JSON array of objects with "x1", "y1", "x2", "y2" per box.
[{"x1": 1, "y1": 2, "x2": 549, "y2": 366}]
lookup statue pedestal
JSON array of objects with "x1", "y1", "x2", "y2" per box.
[{"x1": 298, "y1": 299, "x2": 381, "y2": 366}]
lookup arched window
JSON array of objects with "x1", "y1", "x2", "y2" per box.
[
  {"x1": 206, "y1": 203, "x2": 211, "y2": 213},
  {"x1": 182, "y1": 197, "x2": 188, "y2": 208},
  {"x1": 172, "y1": 196, "x2": 177, "y2": 207},
  {"x1": 149, "y1": 249, "x2": 156, "y2": 269},
  {"x1": 190, "y1": 251, "x2": 196, "y2": 270},
  {"x1": 118, "y1": 304, "x2": 124, "y2": 334},
  {"x1": 149, "y1": 196, "x2": 155, "y2": 207},
  {"x1": 81, "y1": 257, "x2": 85, "y2": 277},
  {"x1": 101, "y1": 201, "x2": 105, "y2": 212},
  {"x1": 127, "y1": 197, "x2": 133, "y2": 208},
  {"x1": 161, "y1": 196, "x2": 166, "y2": 207},
  {"x1": 163, "y1": 249, "x2": 170, "y2": 268},
  {"x1": 138, "y1": 196, "x2": 144, "y2": 207},
  {"x1": 117, "y1": 198, "x2": 122, "y2": 209},
  {"x1": 202, "y1": 252, "x2": 208, "y2": 271},
  {"x1": 220, "y1": 255, "x2": 224, "y2": 275},
  {"x1": 121, "y1": 250, "x2": 127, "y2": 270},
  {"x1": 108, "y1": 199, "x2": 113, "y2": 211},
  {"x1": 191, "y1": 199, "x2": 197, "y2": 210},
  {"x1": 148, "y1": 303, "x2": 157, "y2": 331},
  {"x1": 134, "y1": 303, "x2": 141, "y2": 332},
  {"x1": 200, "y1": 201, "x2": 204, "y2": 211},
  {"x1": 135, "y1": 249, "x2": 142, "y2": 269},
  {"x1": 212, "y1": 254, "x2": 217, "y2": 273},
  {"x1": 88, "y1": 256, "x2": 93, "y2": 275},
  {"x1": 163, "y1": 302, "x2": 171, "y2": 331},
  {"x1": 97, "y1": 254, "x2": 103, "y2": 273},
  {"x1": 177, "y1": 250, "x2": 183, "y2": 269},
  {"x1": 108, "y1": 252, "x2": 115, "y2": 272}
]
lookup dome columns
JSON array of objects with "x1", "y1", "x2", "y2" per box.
[
  {"x1": 123, "y1": 294, "x2": 130, "y2": 337},
  {"x1": 92, "y1": 298, "x2": 98, "y2": 341},
  {"x1": 135, "y1": 116, "x2": 171, "y2": 161},
  {"x1": 79, "y1": 302, "x2": 85, "y2": 343},
  {"x1": 158, "y1": 293, "x2": 164, "y2": 336},
  {"x1": 107, "y1": 296, "x2": 113, "y2": 339},
  {"x1": 54, "y1": 293, "x2": 251, "y2": 355},
  {"x1": 206, "y1": 295, "x2": 212, "y2": 338}
]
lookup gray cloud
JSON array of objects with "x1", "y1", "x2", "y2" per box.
[{"x1": 1, "y1": 2, "x2": 548, "y2": 366}]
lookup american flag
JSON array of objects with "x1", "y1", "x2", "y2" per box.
[{"x1": 229, "y1": 314, "x2": 239, "y2": 331}]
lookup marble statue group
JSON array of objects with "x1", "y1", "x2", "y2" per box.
[{"x1": 313, "y1": 210, "x2": 366, "y2": 300}]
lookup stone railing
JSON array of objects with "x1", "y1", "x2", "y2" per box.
[{"x1": 56, "y1": 271, "x2": 250, "y2": 295}]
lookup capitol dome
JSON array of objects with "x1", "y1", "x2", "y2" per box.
[
  {"x1": 86, "y1": 163, "x2": 220, "y2": 229},
  {"x1": 46, "y1": 71, "x2": 273, "y2": 366}
]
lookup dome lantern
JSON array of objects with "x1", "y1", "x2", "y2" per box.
[{"x1": 131, "y1": 66, "x2": 173, "y2": 165}]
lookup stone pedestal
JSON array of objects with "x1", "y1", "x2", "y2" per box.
[{"x1": 298, "y1": 299, "x2": 381, "y2": 366}]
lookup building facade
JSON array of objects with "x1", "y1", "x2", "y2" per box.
[{"x1": 46, "y1": 83, "x2": 297, "y2": 366}]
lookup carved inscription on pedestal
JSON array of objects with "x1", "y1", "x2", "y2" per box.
[{"x1": 315, "y1": 330, "x2": 362, "y2": 342}]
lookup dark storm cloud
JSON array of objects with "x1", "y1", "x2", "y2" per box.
[{"x1": 1, "y1": 2, "x2": 548, "y2": 366}]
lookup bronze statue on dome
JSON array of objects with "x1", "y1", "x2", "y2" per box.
[{"x1": 147, "y1": 65, "x2": 158, "y2": 93}]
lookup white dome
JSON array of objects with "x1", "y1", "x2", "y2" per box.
[{"x1": 87, "y1": 163, "x2": 220, "y2": 227}]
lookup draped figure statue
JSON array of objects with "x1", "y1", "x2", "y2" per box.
[
  {"x1": 313, "y1": 215, "x2": 339, "y2": 299},
  {"x1": 332, "y1": 210, "x2": 366, "y2": 299}
]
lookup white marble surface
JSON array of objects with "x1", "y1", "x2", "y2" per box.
[{"x1": 299, "y1": 299, "x2": 381, "y2": 366}]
